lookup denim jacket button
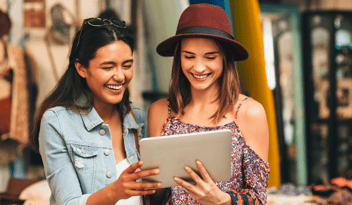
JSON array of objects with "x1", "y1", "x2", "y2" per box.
[
  {"x1": 106, "y1": 172, "x2": 112, "y2": 178},
  {"x1": 99, "y1": 129, "x2": 106, "y2": 135},
  {"x1": 104, "y1": 149, "x2": 110, "y2": 156}
]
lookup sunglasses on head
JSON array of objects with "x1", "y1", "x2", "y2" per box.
[{"x1": 75, "y1": 18, "x2": 127, "y2": 57}]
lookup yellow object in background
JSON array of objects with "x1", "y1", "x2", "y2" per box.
[{"x1": 229, "y1": 0, "x2": 281, "y2": 188}]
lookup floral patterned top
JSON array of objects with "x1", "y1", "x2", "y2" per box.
[{"x1": 161, "y1": 97, "x2": 270, "y2": 205}]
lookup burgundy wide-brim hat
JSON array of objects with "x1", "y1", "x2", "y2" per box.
[{"x1": 156, "y1": 3, "x2": 248, "y2": 61}]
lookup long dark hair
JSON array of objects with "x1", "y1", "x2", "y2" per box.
[
  {"x1": 31, "y1": 20, "x2": 135, "y2": 152},
  {"x1": 168, "y1": 38, "x2": 240, "y2": 122}
]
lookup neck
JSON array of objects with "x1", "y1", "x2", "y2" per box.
[
  {"x1": 189, "y1": 86, "x2": 219, "y2": 108},
  {"x1": 93, "y1": 102, "x2": 118, "y2": 123}
]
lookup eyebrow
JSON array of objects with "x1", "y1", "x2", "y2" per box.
[
  {"x1": 204, "y1": 52, "x2": 219, "y2": 55},
  {"x1": 124, "y1": 59, "x2": 134, "y2": 64},
  {"x1": 99, "y1": 59, "x2": 134, "y2": 66},
  {"x1": 182, "y1": 51, "x2": 219, "y2": 55},
  {"x1": 100, "y1": 61, "x2": 116, "y2": 66}
]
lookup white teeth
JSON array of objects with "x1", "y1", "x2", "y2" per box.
[
  {"x1": 106, "y1": 85, "x2": 122, "y2": 90},
  {"x1": 192, "y1": 74, "x2": 208, "y2": 79}
]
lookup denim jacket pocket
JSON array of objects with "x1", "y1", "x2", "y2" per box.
[{"x1": 70, "y1": 144, "x2": 98, "y2": 171}]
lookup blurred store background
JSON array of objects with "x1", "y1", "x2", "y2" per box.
[{"x1": 1, "y1": 0, "x2": 352, "y2": 204}]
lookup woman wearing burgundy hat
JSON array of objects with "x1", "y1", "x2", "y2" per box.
[{"x1": 148, "y1": 3, "x2": 270, "y2": 205}]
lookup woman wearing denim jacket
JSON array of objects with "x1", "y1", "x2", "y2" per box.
[{"x1": 31, "y1": 18, "x2": 161, "y2": 205}]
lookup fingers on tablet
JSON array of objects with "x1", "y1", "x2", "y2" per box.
[
  {"x1": 174, "y1": 177, "x2": 196, "y2": 192},
  {"x1": 195, "y1": 160, "x2": 211, "y2": 182},
  {"x1": 173, "y1": 177, "x2": 182, "y2": 185},
  {"x1": 132, "y1": 168, "x2": 160, "y2": 181},
  {"x1": 129, "y1": 181, "x2": 162, "y2": 190},
  {"x1": 126, "y1": 189, "x2": 156, "y2": 196},
  {"x1": 184, "y1": 166, "x2": 202, "y2": 183},
  {"x1": 126, "y1": 161, "x2": 143, "y2": 173}
]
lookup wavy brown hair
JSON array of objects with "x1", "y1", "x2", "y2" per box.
[{"x1": 168, "y1": 38, "x2": 241, "y2": 122}]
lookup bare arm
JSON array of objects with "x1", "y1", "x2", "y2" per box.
[
  {"x1": 236, "y1": 98, "x2": 269, "y2": 162},
  {"x1": 147, "y1": 99, "x2": 170, "y2": 204},
  {"x1": 148, "y1": 98, "x2": 169, "y2": 138},
  {"x1": 226, "y1": 98, "x2": 270, "y2": 205}
]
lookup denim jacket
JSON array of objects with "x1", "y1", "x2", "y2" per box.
[{"x1": 39, "y1": 104, "x2": 145, "y2": 205}]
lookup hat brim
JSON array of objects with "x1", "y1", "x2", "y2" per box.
[{"x1": 156, "y1": 33, "x2": 249, "y2": 61}]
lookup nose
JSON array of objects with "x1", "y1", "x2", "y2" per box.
[
  {"x1": 194, "y1": 59, "x2": 206, "y2": 73},
  {"x1": 112, "y1": 67, "x2": 125, "y2": 82}
]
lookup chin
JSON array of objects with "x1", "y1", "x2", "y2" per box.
[
  {"x1": 102, "y1": 95, "x2": 123, "y2": 105},
  {"x1": 191, "y1": 84, "x2": 211, "y2": 91},
  {"x1": 111, "y1": 98, "x2": 124, "y2": 105}
]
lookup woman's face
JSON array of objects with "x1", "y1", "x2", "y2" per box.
[
  {"x1": 180, "y1": 38, "x2": 224, "y2": 92},
  {"x1": 76, "y1": 40, "x2": 133, "y2": 108}
]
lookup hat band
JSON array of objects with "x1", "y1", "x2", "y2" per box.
[{"x1": 176, "y1": 26, "x2": 234, "y2": 40}]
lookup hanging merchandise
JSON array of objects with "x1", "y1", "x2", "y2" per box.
[
  {"x1": 23, "y1": 0, "x2": 45, "y2": 28},
  {"x1": 44, "y1": 3, "x2": 76, "y2": 82},
  {"x1": 47, "y1": 3, "x2": 76, "y2": 46},
  {"x1": 0, "y1": 9, "x2": 11, "y2": 39},
  {"x1": 0, "y1": 10, "x2": 29, "y2": 163},
  {"x1": 229, "y1": 0, "x2": 281, "y2": 188}
]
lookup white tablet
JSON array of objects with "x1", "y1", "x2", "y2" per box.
[{"x1": 139, "y1": 129, "x2": 233, "y2": 188}]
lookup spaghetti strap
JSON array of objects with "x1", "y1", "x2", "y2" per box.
[
  {"x1": 161, "y1": 100, "x2": 173, "y2": 136},
  {"x1": 167, "y1": 100, "x2": 171, "y2": 116},
  {"x1": 235, "y1": 97, "x2": 251, "y2": 119}
]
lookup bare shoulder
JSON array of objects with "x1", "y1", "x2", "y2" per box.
[
  {"x1": 237, "y1": 97, "x2": 267, "y2": 120},
  {"x1": 236, "y1": 97, "x2": 269, "y2": 161},
  {"x1": 148, "y1": 98, "x2": 169, "y2": 117},
  {"x1": 148, "y1": 98, "x2": 169, "y2": 137}
]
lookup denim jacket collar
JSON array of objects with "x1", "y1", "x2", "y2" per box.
[
  {"x1": 123, "y1": 108, "x2": 141, "y2": 129},
  {"x1": 80, "y1": 108, "x2": 103, "y2": 131},
  {"x1": 79, "y1": 106, "x2": 141, "y2": 132}
]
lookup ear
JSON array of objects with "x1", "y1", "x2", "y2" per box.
[{"x1": 75, "y1": 62, "x2": 87, "y2": 78}]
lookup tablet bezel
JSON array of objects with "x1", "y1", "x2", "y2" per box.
[{"x1": 139, "y1": 129, "x2": 233, "y2": 188}]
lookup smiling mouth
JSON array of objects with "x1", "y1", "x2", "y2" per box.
[
  {"x1": 192, "y1": 73, "x2": 210, "y2": 79},
  {"x1": 105, "y1": 84, "x2": 123, "y2": 90}
]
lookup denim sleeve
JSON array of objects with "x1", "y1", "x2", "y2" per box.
[
  {"x1": 131, "y1": 104, "x2": 146, "y2": 138},
  {"x1": 39, "y1": 110, "x2": 91, "y2": 205}
]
